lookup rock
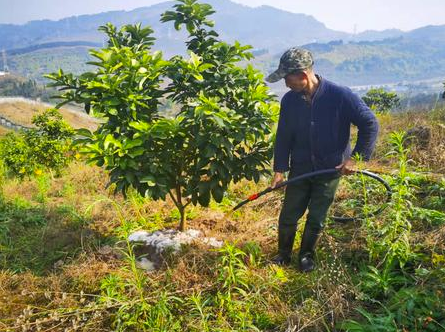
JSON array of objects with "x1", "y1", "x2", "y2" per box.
[
  {"x1": 128, "y1": 228, "x2": 223, "y2": 270},
  {"x1": 201, "y1": 237, "x2": 224, "y2": 247},
  {"x1": 136, "y1": 258, "x2": 156, "y2": 271}
]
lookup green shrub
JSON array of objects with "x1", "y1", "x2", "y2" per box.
[
  {"x1": 363, "y1": 88, "x2": 400, "y2": 113},
  {"x1": 0, "y1": 109, "x2": 75, "y2": 178}
]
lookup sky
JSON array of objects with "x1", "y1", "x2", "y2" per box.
[{"x1": 1, "y1": 0, "x2": 445, "y2": 33}]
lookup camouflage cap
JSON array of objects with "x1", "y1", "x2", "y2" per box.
[{"x1": 266, "y1": 47, "x2": 314, "y2": 83}]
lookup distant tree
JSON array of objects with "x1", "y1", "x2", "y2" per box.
[
  {"x1": 46, "y1": 0, "x2": 278, "y2": 231},
  {"x1": 442, "y1": 82, "x2": 445, "y2": 99},
  {"x1": 0, "y1": 109, "x2": 75, "y2": 178},
  {"x1": 0, "y1": 76, "x2": 51, "y2": 100},
  {"x1": 363, "y1": 88, "x2": 400, "y2": 113},
  {"x1": 399, "y1": 92, "x2": 445, "y2": 110}
]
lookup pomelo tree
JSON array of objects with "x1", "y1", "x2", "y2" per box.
[
  {"x1": 363, "y1": 88, "x2": 400, "y2": 114},
  {"x1": 46, "y1": 0, "x2": 278, "y2": 231},
  {"x1": 0, "y1": 109, "x2": 75, "y2": 178}
]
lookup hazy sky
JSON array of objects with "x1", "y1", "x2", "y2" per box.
[{"x1": 1, "y1": 0, "x2": 444, "y2": 33}]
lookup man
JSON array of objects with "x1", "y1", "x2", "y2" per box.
[{"x1": 266, "y1": 47, "x2": 379, "y2": 272}]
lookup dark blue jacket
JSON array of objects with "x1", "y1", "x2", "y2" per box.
[{"x1": 273, "y1": 75, "x2": 379, "y2": 174}]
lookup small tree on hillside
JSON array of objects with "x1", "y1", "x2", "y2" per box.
[
  {"x1": 0, "y1": 109, "x2": 75, "y2": 178},
  {"x1": 46, "y1": 0, "x2": 278, "y2": 231},
  {"x1": 363, "y1": 88, "x2": 400, "y2": 114}
]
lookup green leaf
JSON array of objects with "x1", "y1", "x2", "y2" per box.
[
  {"x1": 198, "y1": 63, "x2": 214, "y2": 71},
  {"x1": 212, "y1": 114, "x2": 225, "y2": 128},
  {"x1": 129, "y1": 121, "x2": 150, "y2": 131},
  {"x1": 104, "y1": 134, "x2": 121, "y2": 149},
  {"x1": 198, "y1": 188, "x2": 211, "y2": 206},
  {"x1": 192, "y1": 73, "x2": 204, "y2": 81},
  {"x1": 128, "y1": 147, "x2": 145, "y2": 158},
  {"x1": 124, "y1": 138, "x2": 143, "y2": 149},
  {"x1": 75, "y1": 128, "x2": 93, "y2": 138},
  {"x1": 131, "y1": 59, "x2": 140, "y2": 67},
  {"x1": 211, "y1": 185, "x2": 224, "y2": 203},
  {"x1": 253, "y1": 172, "x2": 259, "y2": 183},
  {"x1": 197, "y1": 180, "x2": 212, "y2": 206},
  {"x1": 140, "y1": 175, "x2": 156, "y2": 187},
  {"x1": 138, "y1": 76, "x2": 149, "y2": 90},
  {"x1": 186, "y1": 21, "x2": 195, "y2": 34},
  {"x1": 108, "y1": 108, "x2": 118, "y2": 115},
  {"x1": 189, "y1": 51, "x2": 202, "y2": 68}
]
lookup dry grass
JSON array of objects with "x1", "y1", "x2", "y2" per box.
[
  {"x1": 0, "y1": 108, "x2": 444, "y2": 331},
  {"x1": 375, "y1": 110, "x2": 445, "y2": 172},
  {"x1": 0, "y1": 126, "x2": 10, "y2": 136},
  {"x1": 0, "y1": 158, "x2": 288, "y2": 326},
  {"x1": 0, "y1": 159, "x2": 368, "y2": 331},
  {"x1": 0, "y1": 99, "x2": 98, "y2": 130}
]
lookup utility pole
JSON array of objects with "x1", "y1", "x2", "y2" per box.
[{"x1": 2, "y1": 49, "x2": 9, "y2": 73}]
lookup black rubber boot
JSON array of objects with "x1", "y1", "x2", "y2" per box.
[
  {"x1": 269, "y1": 227, "x2": 297, "y2": 266},
  {"x1": 298, "y1": 224, "x2": 321, "y2": 272},
  {"x1": 269, "y1": 254, "x2": 291, "y2": 266},
  {"x1": 298, "y1": 253, "x2": 315, "y2": 272},
  {"x1": 277, "y1": 227, "x2": 297, "y2": 261}
]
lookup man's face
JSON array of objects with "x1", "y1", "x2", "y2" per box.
[{"x1": 284, "y1": 71, "x2": 308, "y2": 92}]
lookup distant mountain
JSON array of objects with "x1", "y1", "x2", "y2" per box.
[
  {"x1": 300, "y1": 26, "x2": 445, "y2": 86},
  {"x1": 0, "y1": 0, "x2": 401, "y2": 55},
  {"x1": 353, "y1": 28, "x2": 403, "y2": 41},
  {"x1": 6, "y1": 41, "x2": 101, "y2": 56},
  {"x1": 0, "y1": 1, "x2": 174, "y2": 51},
  {"x1": 207, "y1": 2, "x2": 348, "y2": 52},
  {"x1": 1, "y1": 0, "x2": 444, "y2": 88}
]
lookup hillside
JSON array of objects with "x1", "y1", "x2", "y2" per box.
[
  {"x1": 0, "y1": 108, "x2": 444, "y2": 330},
  {"x1": 305, "y1": 29, "x2": 445, "y2": 85},
  {"x1": 0, "y1": 97, "x2": 98, "y2": 133},
  {"x1": 6, "y1": 47, "x2": 94, "y2": 83},
  {"x1": 1, "y1": 1, "x2": 445, "y2": 329},
  {"x1": 1, "y1": 34, "x2": 445, "y2": 332}
]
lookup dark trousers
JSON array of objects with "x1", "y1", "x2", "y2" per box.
[{"x1": 278, "y1": 169, "x2": 340, "y2": 258}]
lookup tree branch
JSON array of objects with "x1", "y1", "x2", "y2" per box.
[{"x1": 168, "y1": 190, "x2": 179, "y2": 207}]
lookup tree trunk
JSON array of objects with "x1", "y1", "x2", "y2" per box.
[
  {"x1": 172, "y1": 185, "x2": 188, "y2": 231},
  {"x1": 179, "y1": 206, "x2": 187, "y2": 232}
]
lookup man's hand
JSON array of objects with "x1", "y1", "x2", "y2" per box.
[
  {"x1": 271, "y1": 172, "x2": 285, "y2": 189},
  {"x1": 335, "y1": 158, "x2": 356, "y2": 175}
]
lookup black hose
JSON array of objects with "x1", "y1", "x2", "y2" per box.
[{"x1": 232, "y1": 168, "x2": 392, "y2": 223}]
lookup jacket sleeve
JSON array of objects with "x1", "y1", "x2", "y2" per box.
[
  {"x1": 273, "y1": 98, "x2": 293, "y2": 172},
  {"x1": 344, "y1": 89, "x2": 379, "y2": 161}
]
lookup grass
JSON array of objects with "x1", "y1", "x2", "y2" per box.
[
  {"x1": 0, "y1": 108, "x2": 444, "y2": 331},
  {"x1": 0, "y1": 99, "x2": 98, "y2": 135},
  {"x1": 0, "y1": 126, "x2": 10, "y2": 135}
]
